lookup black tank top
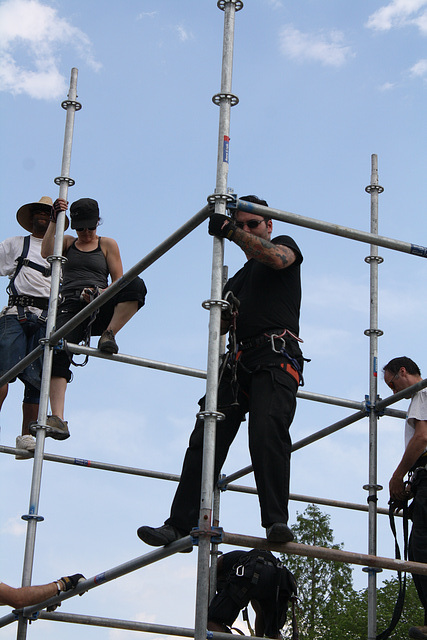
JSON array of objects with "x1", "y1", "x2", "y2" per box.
[{"x1": 61, "y1": 238, "x2": 109, "y2": 294}]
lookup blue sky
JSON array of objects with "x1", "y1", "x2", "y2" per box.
[{"x1": 1, "y1": 0, "x2": 427, "y2": 638}]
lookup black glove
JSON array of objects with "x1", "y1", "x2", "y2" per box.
[
  {"x1": 59, "y1": 573, "x2": 86, "y2": 591},
  {"x1": 208, "y1": 214, "x2": 236, "y2": 241}
]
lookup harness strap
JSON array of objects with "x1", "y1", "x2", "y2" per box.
[
  {"x1": 6, "y1": 236, "x2": 51, "y2": 324},
  {"x1": 8, "y1": 295, "x2": 49, "y2": 310},
  {"x1": 376, "y1": 500, "x2": 409, "y2": 640}
]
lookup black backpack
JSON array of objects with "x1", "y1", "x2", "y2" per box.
[{"x1": 224, "y1": 549, "x2": 298, "y2": 638}]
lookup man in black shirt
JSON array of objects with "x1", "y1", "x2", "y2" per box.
[{"x1": 137, "y1": 195, "x2": 303, "y2": 545}]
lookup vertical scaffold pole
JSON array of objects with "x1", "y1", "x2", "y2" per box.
[
  {"x1": 363, "y1": 154, "x2": 384, "y2": 640},
  {"x1": 194, "y1": 3, "x2": 242, "y2": 640},
  {"x1": 17, "y1": 68, "x2": 81, "y2": 640}
]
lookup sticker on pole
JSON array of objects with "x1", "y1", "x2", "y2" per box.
[{"x1": 223, "y1": 135, "x2": 230, "y2": 163}]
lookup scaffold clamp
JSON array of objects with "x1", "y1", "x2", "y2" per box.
[
  {"x1": 61, "y1": 99, "x2": 82, "y2": 111},
  {"x1": 362, "y1": 566, "x2": 383, "y2": 574},
  {"x1": 21, "y1": 514, "x2": 44, "y2": 522},
  {"x1": 196, "y1": 410, "x2": 226, "y2": 421},
  {"x1": 217, "y1": 473, "x2": 228, "y2": 492},
  {"x1": 374, "y1": 395, "x2": 385, "y2": 417},
  {"x1": 202, "y1": 298, "x2": 230, "y2": 311},
  {"x1": 364, "y1": 395, "x2": 371, "y2": 415},
  {"x1": 14, "y1": 609, "x2": 40, "y2": 622},
  {"x1": 217, "y1": 0, "x2": 244, "y2": 11},
  {"x1": 190, "y1": 526, "x2": 223, "y2": 546},
  {"x1": 54, "y1": 175, "x2": 75, "y2": 187}
]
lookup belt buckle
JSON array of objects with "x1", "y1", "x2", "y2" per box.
[{"x1": 19, "y1": 295, "x2": 31, "y2": 306}]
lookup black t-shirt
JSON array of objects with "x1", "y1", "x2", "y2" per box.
[{"x1": 223, "y1": 235, "x2": 302, "y2": 341}]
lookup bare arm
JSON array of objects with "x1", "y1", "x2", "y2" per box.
[
  {"x1": 41, "y1": 224, "x2": 74, "y2": 258},
  {"x1": 100, "y1": 237, "x2": 123, "y2": 283},
  {"x1": 232, "y1": 228, "x2": 297, "y2": 270},
  {"x1": 41, "y1": 198, "x2": 73, "y2": 258},
  {"x1": 0, "y1": 581, "x2": 59, "y2": 609},
  {"x1": 389, "y1": 418, "x2": 427, "y2": 500}
]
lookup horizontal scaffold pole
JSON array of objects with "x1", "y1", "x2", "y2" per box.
[
  {"x1": 0, "y1": 443, "x2": 394, "y2": 518},
  {"x1": 236, "y1": 198, "x2": 427, "y2": 257},
  {"x1": 222, "y1": 531, "x2": 427, "y2": 575},
  {"x1": 0, "y1": 539, "x2": 193, "y2": 629},
  {"x1": 38, "y1": 611, "x2": 249, "y2": 639},
  {"x1": 0, "y1": 205, "x2": 210, "y2": 388},
  {"x1": 49, "y1": 204, "x2": 211, "y2": 345}
]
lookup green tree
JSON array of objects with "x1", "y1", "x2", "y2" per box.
[
  {"x1": 280, "y1": 504, "x2": 356, "y2": 640},
  {"x1": 279, "y1": 504, "x2": 425, "y2": 640}
]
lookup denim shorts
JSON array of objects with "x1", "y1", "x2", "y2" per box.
[{"x1": 0, "y1": 313, "x2": 45, "y2": 401}]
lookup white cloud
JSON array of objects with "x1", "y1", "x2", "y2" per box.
[
  {"x1": 174, "y1": 24, "x2": 192, "y2": 42},
  {"x1": 265, "y1": 0, "x2": 283, "y2": 8},
  {"x1": 366, "y1": 0, "x2": 427, "y2": 32},
  {"x1": 278, "y1": 24, "x2": 354, "y2": 68},
  {"x1": 379, "y1": 81, "x2": 397, "y2": 90},
  {"x1": 0, "y1": 0, "x2": 101, "y2": 100},
  {"x1": 410, "y1": 57, "x2": 427, "y2": 76},
  {"x1": 137, "y1": 11, "x2": 158, "y2": 20},
  {"x1": 0, "y1": 516, "x2": 26, "y2": 536}
]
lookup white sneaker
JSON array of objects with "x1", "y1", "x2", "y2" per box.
[{"x1": 15, "y1": 434, "x2": 36, "y2": 460}]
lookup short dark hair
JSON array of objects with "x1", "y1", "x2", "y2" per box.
[
  {"x1": 383, "y1": 357, "x2": 421, "y2": 377},
  {"x1": 234, "y1": 194, "x2": 271, "y2": 222}
]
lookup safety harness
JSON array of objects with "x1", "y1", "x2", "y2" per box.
[
  {"x1": 62, "y1": 286, "x2": 103, "y2": 368},
  {"x1": 223, "y1": 550, "x2": 299, "y2": 639},
  {"x1": 6, "y1": 235, "x2": 51, "y2": 329},
  {"x1": 375, "y1": 460, "x2": 427, "y2": 640}
]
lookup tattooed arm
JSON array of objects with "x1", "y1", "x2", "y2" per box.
[{"x1": 232, "y1": 228, "x2": 297, "y2": 269}]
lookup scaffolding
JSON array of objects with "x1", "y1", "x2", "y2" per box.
[{"x1": 1, "y1": 1, "x2": 427, "y2": 639}]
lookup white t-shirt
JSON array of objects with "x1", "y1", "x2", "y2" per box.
[
  {"x1": 405, "y1": 387, "x2": 427, "y2": 452},
  {"x1": 0, "y1": 235, "x2": 51, "y2": 317}
]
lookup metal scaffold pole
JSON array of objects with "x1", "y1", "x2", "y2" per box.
[
  {"x1": 363, "y1": 154, "x2": 384, "y2": 640},
  {"x1": 194, "y1": 2, "x2": 242, "y2": 639},
  {"x1": 16, "y1": 68, "x2": 81, "y2": 640}
]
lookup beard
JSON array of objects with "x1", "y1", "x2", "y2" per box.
[{"x1": 32, "y1": 216, "x2": 49, "y2": 235}]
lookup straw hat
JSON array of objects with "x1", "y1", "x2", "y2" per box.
[{"x1": 16, "y1": 196, "x2": 70, "y2": 232}]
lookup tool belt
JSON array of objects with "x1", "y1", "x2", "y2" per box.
[{"x1": 8, "y1": 294, "x2": 49, "y2": 310}]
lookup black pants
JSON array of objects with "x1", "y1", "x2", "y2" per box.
[
  {"x1": 52, "y1": 277, "x2": 146, "y2": 381},
  {"x1": 409, "y1": 471, "x2": 427, "y2": 621},
  {"x1": 166, "y1": 342, "x2": 299, "y2": 532}
]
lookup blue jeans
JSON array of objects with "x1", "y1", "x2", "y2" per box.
[{"x1": 0, "y1": 313, "x2": 45, "y2": 403}]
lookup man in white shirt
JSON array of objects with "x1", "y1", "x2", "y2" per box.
[
  {"x1": 384, "y1": 356, "x2": 427, "y2": 640},
  {"x1": 0, "y1": 197, "x2": 69, "y2": 456}
]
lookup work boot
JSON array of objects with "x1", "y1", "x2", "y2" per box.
[
  {"x1": 29, "y1": 415, "x2": 70, "y2": 440},
  {"x1": 266, "y1": 522, "x2": 294, "y2": 543},
  {"x1": 409, "y1": 626, "x2": 427, "y2": 639},
  {"x1": 137, "y1": 524, "x2": 192, "y2": 552},
  {"x1": 15, "y1": 434, "x2": 36, "y2": 460},
  {"x1": 97, "y1": 329, "x2": 118, "y2": 354}
]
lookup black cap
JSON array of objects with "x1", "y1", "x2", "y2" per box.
[{"x1": 70, "y1": 198, "x2": 99, "y2": 229}]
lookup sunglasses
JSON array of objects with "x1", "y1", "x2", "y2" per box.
[
  {"x1": 75, "y1": 226, "x2": 97, "y2": 232},
  {"x1": 235, "y1": 219, "x2": 265, "y2": 229}
]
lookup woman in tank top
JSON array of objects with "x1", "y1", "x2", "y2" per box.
[{"x1": 40, "y1": 197, "x2": 146, "y2": 439}]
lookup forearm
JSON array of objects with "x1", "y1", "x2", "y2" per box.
[
  {"x1": 40, "y1": 223, "x2": 57, "y2": 258},
  {"x1": 232, "y1": 228, "x2": 294, "y2": 269},
  {"x1": 0, "y1": 581, "x2": 59, "y2": 608},
  {"x1": 393, "y1": 435, "x2": 427, "y2": 480},
  {"x1": 390, "y1": 431, "x2": 427, "y2": 499}
]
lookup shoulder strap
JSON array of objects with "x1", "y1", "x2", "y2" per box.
[{"x1": 7, "y1": 235, "x2": 31, "y2": 295}]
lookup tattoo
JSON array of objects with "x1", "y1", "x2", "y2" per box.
[{"x1": 233, "y1": 228, "x2": 293, "y2": 269}]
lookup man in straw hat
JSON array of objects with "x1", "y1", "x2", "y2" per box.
[{"x1": 0, "y1": 196, "x2": 70, "y2": 458}]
